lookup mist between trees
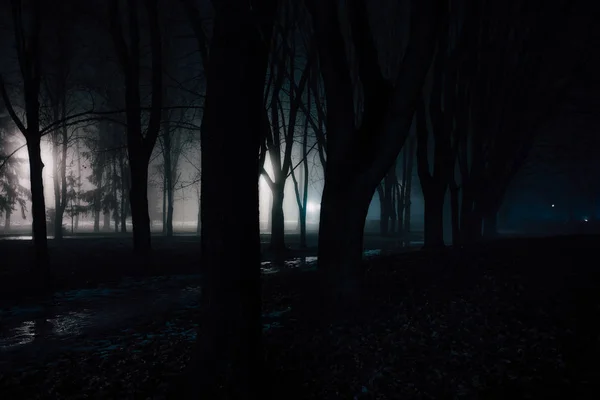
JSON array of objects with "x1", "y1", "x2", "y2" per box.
[{"x1": 0, "y1": 0, "x2": 598, "y2": 396}]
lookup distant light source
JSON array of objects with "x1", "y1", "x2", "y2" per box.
[
  {"x1": 584, "y1": 218, "x2": 589, "y2": 222},
  {"x1": 551, "y1": 204, "x2": 555, "y2": 208},
  {"x1": 307, "y1": 202, "x2": 320, "y2": 213}
]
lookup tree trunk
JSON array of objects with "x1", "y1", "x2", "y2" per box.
[
  {"x1": 52, "y1": 132, "x2": 63, "y2": 240},
  {"x1": 75, "y1": 138, "x2": 81, "y2": 231},
  {"x1": 389, "y1": 184, "x2": 397, "y2": 235},
  {"x1": 164, "y1": 120, "x2": 174, "y2": 237},
  {"x1": 318, "y1": 181, "x2": 372, "y2": 307},
  {"x1": 269, "y1": 183, "x2": 286, "y2": 252},
  {"x1": 113, "y1": 155, "x2": 119, "y2": 233},
  {"x1": 119, "y1": 150, "x2": 127, "y2": 233},
  {"x1": 449, "y1": 180, "x2": 460, "y2": 246},
  {"x1": 5, "y1": 211, "x2": 11, "y2": 232},
  {"x1": 422, "y1": 187, "x2": 445, "y2": 248},
  {"x1": 384, "y1": 165, "x2": 396, "y2": 235},
  {"x1": 103, "y1": 210, "x2": 111, "y2": 231},
  {"x1": 196, "y1": 192, "x2": 201, "y2": 235},
  {"x1": 266, "y1": 191, "x2": 272, "y2": 233},
  {"x1": 376, "y1": 184, "x2": 388, "y2": 236},
  {"x1": 94, "y1": 207, "x2": 100, "y2": 232},
  {"x1": 128, "y1": 155, "x2": 152, "y2": 254},
  {"x1": 300, "y1": 146, "x2": 309, "y2": 248},
  {"x1": 404, "y1": 137, "x2": 415, "y2": 233},
  {"x1": 162, "y1": 170, "x2": 167, "y2": 234},
  {"x1": 396, "y1": 182, "x2": 404, "y2": 234},
  {"x1": 463, "y1": 206, "x2": 483, "y2": 243},
  {"x1": 175, "y1": 1, "x2": 275, "y2": 397},
  {"x1": 26, "y1": 136, "x2": 49, "y2": 269}
]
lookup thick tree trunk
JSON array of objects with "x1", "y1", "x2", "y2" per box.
[
  {"x1": 404, "y1": 137, "x2": 415, "y2": 233},
  {"x1": 449, "y1": 181, "x2": 460, "y2": 246},
  {"x1": 318, "y1": 181, "x2": 372, "y2": 307},
  {"x1": 269, "y1": 184, "x2": 286, "y2": 252},
  {"x1": 128, "y1": 155, "x2": 152, "y2": 254},
  {"x1": 462, "y1": 204, "x2": 483, "y2": 243},
  {"x1": 422, "y1": 187, "x2": 445, "y2": 248},
  {"x1": 175, "y1": 1, "x2": 275, "y2": 397},
  {"x1": 376, "y1": 184, "x2": 388, "y2": 236},
  {"x1": 26, "y1": 136, "x2": 49, "y2": 269}
]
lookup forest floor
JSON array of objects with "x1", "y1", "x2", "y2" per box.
[{"x1": 0, "y1": 234, "x2": 599, "y2": 399}]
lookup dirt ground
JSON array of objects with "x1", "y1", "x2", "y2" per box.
[{"x1": 1, "y1": 234, "x2": 599, "y2": 399}]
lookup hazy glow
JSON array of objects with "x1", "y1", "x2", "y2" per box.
[
  {"x1": 551, "y1": 204, "x2": 555, "y2": 208},
  {"x1": 17, "y1": 140, "x2": 54, "y2": 179},
  {"x1": 307, "y1": 202, "x2": 320, "y2": 213},
  {"x1": 584, "y1": 218, "x2": 589, "y2": 222}
]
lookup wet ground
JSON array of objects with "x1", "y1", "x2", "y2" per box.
[
  {"x1": 1, "y1": 235, "x2": 600, "y2": 399},
  {"x1": 0, "y1": 249, "x2": 391, "y2": 374}
]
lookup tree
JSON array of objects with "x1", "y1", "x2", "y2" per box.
[
  {"x1": 0, "y1": 124, "x2": 30, "y2": 232},
  {"x1": 454, "y1": 0, "x2": 594, "y2": 243},
  {"x1": 261, "y1": 3, "x2": 314, "y2": 253},
  {"x1": 0, "y1": 0, "x2": 49, "y2": 272},
  {"x1": 308, "y1": 0, "x2": 443, "y2": 304},
  {"x1": 415, "y1": 13, "x2": 458, "y2": 248},
  {"x1": 176, "y1": 0, "x2": 277, "y2": 397},
  {"x1": 42, "y1": 12, "x2": 73, "y2": 240},
  {"x1": 108, "y1": 0, "x2": 163, "y2": 254}
]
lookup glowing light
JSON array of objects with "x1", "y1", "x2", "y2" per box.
[
  {"x1": 551, "y1": 204, "x2": 555, "y2": 208},
  {"x1": 15, "y1": 138, "x2": 54, "y2": 180},
  {"x1": 306, "y1": 202, "x2": 320, "y2": 213},
  {"x1": 584, "y1": 218, "x2": 589, "y2": 222}
]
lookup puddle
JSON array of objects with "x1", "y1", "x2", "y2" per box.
[
  {"x1": 0, "y1": 251, "x2": 395, "y2": 357},
  {"x1": 0, "y1": 310, "x2": 92, "y2": 350}
]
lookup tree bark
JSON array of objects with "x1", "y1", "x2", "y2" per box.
[
  {"x1": 175, "y1": 1, "x2": 276, "y2": 398},
  {"x1": 128, "y1": 155, "x2": 151, "y2": 251},
  {"x1": 269, "y1": 182, "x2": 286, "y2": 252},
  {"x1": 376, "y1": 184, "x2": 388, "y2": 236},
  {"x1": 163, "y1": 118, "x2": 174, "y2": 237},
  {"x1": 422, "y1": 188, "x2": 445, "y2": 248},
  {"x1": 318, "y1": 181, "x2": 373, "y2": 306},
  {"x1": 109, "y1": 0, "x2": 162, "y2": 254},
  {"x1": 449, "y1": 178, "x2": 460, "y2": 246},
  {"x1": 404, "y1": 136, "x2": 415, "y2": 232},
  {"x1": 26, "y1": 136, "x2": 49, "y2": 268},
  {"x1": 52, "y1": 131, "x2": 63, "y2": 240},
  {"x1": 118, "y1": 148, "x2": 128, "y2": 233},
  {"x1": 75, "y1": 137, "x2": 81, "y2": 231},
  {"x1": 5, "y1": 210, "x2": 11, "y2": 232}
]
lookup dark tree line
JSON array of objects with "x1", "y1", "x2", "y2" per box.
[{"x1": 0, "y1": 0, "x2": 597, "y2": 397}]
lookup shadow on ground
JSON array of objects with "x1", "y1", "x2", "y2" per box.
[{"x1": 1, "y1": 235, "x2": 599, "y2": 399}]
